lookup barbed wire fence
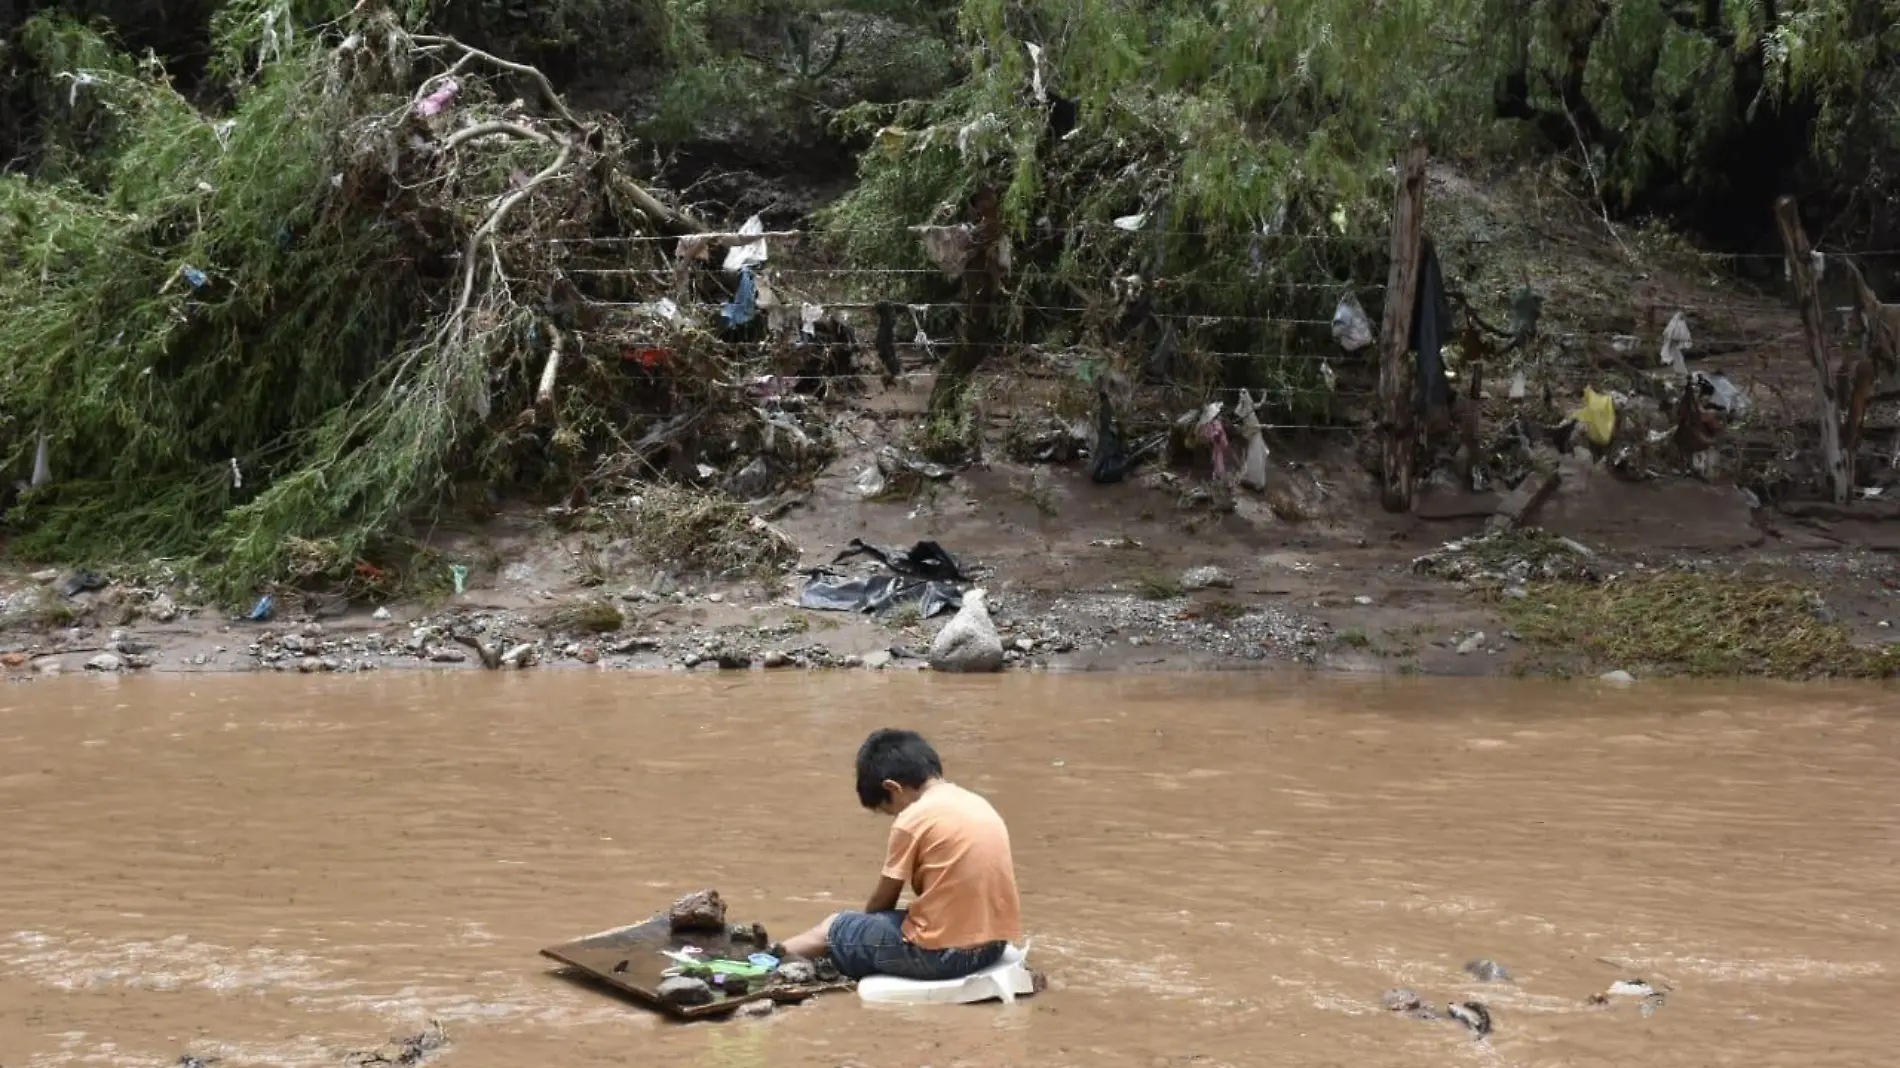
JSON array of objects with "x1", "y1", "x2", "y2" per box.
[{"x1": 536, "y1": 209, "x2": 1900, "y2": 500}]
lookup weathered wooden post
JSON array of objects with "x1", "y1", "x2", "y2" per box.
[
  {"x1": 1773, "y1": 195, "x2": 1851, "y2": 503},
  {"x1": 1378, "y1": 141, "x2": 1429, "y2": 512}
]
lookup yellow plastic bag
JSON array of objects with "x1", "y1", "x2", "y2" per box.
[{"x1": 1571, "y1": 387, "x2": 1617, "y2": 448}]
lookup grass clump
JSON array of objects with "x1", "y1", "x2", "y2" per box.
[
  {"x1": 620, "y1": 485, "x2": 798, "y2": 578},
  {"x1": 1135, "y1": 574, "x2": 1182, "y2": 600},
  {"x1": 544, "y1": 599, "x2": 626, "y2": 634},
  {"x1": 1502, "y1": 571, "x2": 1899, "y2": 680}
]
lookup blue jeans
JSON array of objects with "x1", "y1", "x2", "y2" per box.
[{"x1": 826, "y1": 909, "x2": 1006, "y2": 981}]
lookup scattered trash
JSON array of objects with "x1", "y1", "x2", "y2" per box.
[
  {"x1": 1180, "y1": 566, "x2": 1233, "y2": 591},
  {"x1": 929, "y1": 587, "x2": 1006, "y2": 673},
  {"x1": 345, "y1": 1022, "x2": 448, "y2": 1067},
  {"x1": 874, "y1": 446, "x2": 953, "y2": 483},
  {"x1": 58, "y1": 570, "x2": 107, "y2": 599},
  {"x1": 1660, "y1": 311, "x2": 1692, "y2": 373},
  {"x1": 721, "y1": 267, "x2": 759, "y2": 328},
  {"x1": 1571, "y1": 386, "x2": 1617, "y2": 447},
  {"x1": 722, "y1": 214, "x2": 769, "y2": 272},
  {"x1": 1508, "y1": 371, "x2": 1528, "y2": 400},
  {"x1": 1234, "y1": 389, "x2": 1269, "y2": 491},
  {"x1": 1188, "y1": 403, "x2": 1233, "y2": 480},
  {"x1": 1464, "y1": 958, "x2": 1511, "y2": 982},
  {"x1": 1446, "y1": 1001, "x2": 1493, "y2": 1037},
  {"x1": 1023, "y1": 41, "x2": 1050, "y2": 102},
  {"x1": 1332, "y1": 293, "x2": 1375, "y2": 352},
  {"x1": 247, "y1": 594, "x2": 275, "y2": 622},
  {"x1": 1589, "y1": 977, "x2": 1667, "y2": 1015},
  {"x1": 1113, "y1": 213, "x2": 1148, "y2": 231},
  {"x1": 912, "y1": 223, "x2": 975, "y2": 280},
  {"x1": 1599, "y1": 669, "x2": 1636, "y2": 684},
  {"x1": 633, "y1": 297, "x2": 680, "y2": 322},
  {"x1": 798, "y1": 302, "x2": 825, "y2": 340},
  {"x1": 1382, "y1": 988, "x2": 1438, "y2": 1019},
  {"x1": 833, "y1": 538, "x2": 966, "y2": 582},
  {"x1": 450, "y1": 564, "x2": 469, "y2": 595},
  {"x1": 801, "y1": 574, "x2": 963, "y2": 619},
  {"x1": 1382, "y1": 989, "x2": 1493, "y2": 1037},
  {"x1": 1691, "y1": 370, "x2": 1750, "y2": 415},
  {"x1": 799, "y1": 538, "x2": 970, "y2": 619},
  {"x1": 417, "y1": 79, "x2": 459, "y2": 117},
  {"x1": 29, "y1": 431, "x2": 52, "y2": 488}
]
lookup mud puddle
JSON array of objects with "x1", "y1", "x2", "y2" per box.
[{"x1": 1, "y1": 673, "x2": 1895, "y2": 1066}]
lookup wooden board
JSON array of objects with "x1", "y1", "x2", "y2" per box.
[{"x1": 539, "y1": 915, "x2": 848, "y2": 1021}]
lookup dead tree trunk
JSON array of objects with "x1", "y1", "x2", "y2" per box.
[
  {"x1": 1773, "y1": 196, "x2": 1851, "y2": 503},
  {"x1": 927, "y1": 186, "x2": 1005, "y2": 431},
  {"x1": 1378, "y1": 141, "x2": 1430, "y2": 512}
]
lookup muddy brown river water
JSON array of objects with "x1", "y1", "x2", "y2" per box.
[{"x1": 1, "y1": 674, "x2": 1895, "y2": 1067}]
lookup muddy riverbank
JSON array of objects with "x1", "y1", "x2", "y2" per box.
[{"x1": 2, "y1": 437, "x2": 1897, "y2": 681}]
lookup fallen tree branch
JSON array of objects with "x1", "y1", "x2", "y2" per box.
[
  {"x1": 536, "y1": 323, "x2": 564, "y2": 416},
  {"x1": 437, "y1": 136, "x2": 574, "y2": 359},
  {"x1": 411, "y1": 33, "x2": 586, "y2": 130},
  {"x1": 408, "y1": 32, "x2": 707, "y2": 235},
  {"x1": 441, "y1": 120, "x2": 552, "y2": 152}
]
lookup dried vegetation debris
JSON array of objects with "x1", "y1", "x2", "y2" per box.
[
  {"x1": 1410, "y1": 529, "x2": 1601, "y2": 586},
  {"x1": 0, "y1": 10, "x2": 847, "y2": 603}
]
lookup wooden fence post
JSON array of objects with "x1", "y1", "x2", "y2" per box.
[
  {"x1": 1377, "y1": 141, "x2": 1430, "y2": 512},
  {"x1": 1773, "y1": 196, "x2": 1851, "y2": 503}
]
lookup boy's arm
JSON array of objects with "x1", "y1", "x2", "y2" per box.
[
  {"x1": 863, "y1": 876, "x2": 903, "y2": 914},
  {"x1": 866, "y1": 824, "x2": 917, "y2": 913}
]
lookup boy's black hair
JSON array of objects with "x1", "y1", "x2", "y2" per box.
[{"x1": 855, "y1": 728, "x2": 944, "y2": 809}]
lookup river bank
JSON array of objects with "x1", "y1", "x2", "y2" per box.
[{"x1": 4, "y1": 433, "x2": 1896, "y2": 682}]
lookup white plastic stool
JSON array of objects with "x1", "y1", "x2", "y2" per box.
[{"x1": 856, "y1": 941, "x2": 1038, "y2": 1006}]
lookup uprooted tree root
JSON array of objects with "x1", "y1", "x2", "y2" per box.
[{"x1": 1499, "y1": 572, "x2": 1899, "y2": 679}]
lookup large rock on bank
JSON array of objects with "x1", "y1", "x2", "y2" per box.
[{"x1": 929, "y1": 588, "x2": 1005, "y2": 673}]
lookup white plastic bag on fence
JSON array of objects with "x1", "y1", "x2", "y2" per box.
[{"x1": 1332, "y1": 293, "x2": 1374, "y2": 352}]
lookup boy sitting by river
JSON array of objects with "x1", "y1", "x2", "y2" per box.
[{"x1": 775, "y1": 728, "x2": 1022, "y2": 982}]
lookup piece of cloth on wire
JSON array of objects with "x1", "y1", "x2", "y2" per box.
[{"x1": 1410, "y1": 236, "x2": 1454, "y2": 418}]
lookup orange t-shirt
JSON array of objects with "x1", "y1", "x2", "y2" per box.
[{"x1": 880, "y1": 782, "x2": 1022, "y2": 950}]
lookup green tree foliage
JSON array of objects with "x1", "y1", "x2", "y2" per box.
[
  {"x1": 0, "y1": 0, "x2": 1894, "y2": 597},
  {"x1": 1480, "y1": 0, "x2": 1900, "y2": 239},
  {"x1": 821, "y1": 0, "x2": 1479, "y2": 408},
  {"x1": 820, "y1": 0, "x2": 1899, "y2": 414}
]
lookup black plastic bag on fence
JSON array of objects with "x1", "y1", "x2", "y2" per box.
[{"x1": 1411, "y1": 236, "x2": 1454, "y2": 418}]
